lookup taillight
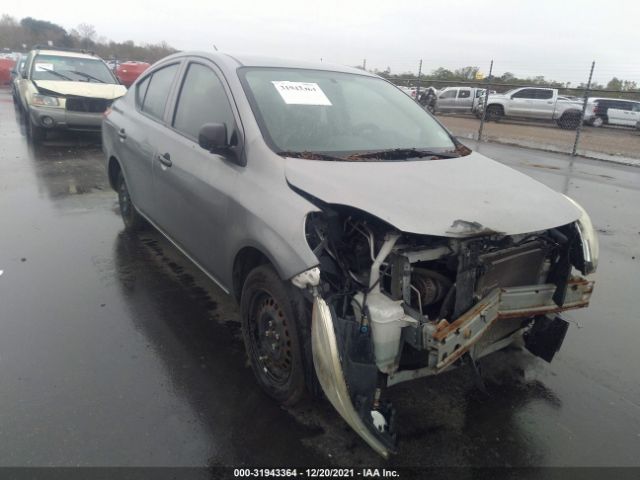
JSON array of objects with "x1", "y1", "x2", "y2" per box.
[{"x1": 593, "y1": 103, "x2": 600, "y2": 114}]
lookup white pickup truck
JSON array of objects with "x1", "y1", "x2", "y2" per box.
[
  {"x1": 479, "y1": 87, "x2": 584, "y2": 129},
  {"x1": 434, "y1": 86, "x2": 490, "y2": 114}
]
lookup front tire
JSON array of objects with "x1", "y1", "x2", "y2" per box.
[
  {"x1": 117, "y1": 171, "x2": 147, "y2": 231},
  {"x1": 240, "y1": 265, "x2": 308, "y2": 405},
  {"x1": 485, "y1": 105, "x2": 503, "y2": 122},
  {"x1": 26, "y1": 114, "x2": 46, "y2": 144}
]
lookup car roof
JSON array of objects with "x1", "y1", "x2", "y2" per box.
[
  {"x1": 34, "y1": 49, "x2": 98, "y2": 60},
  {"x1": 162, "y1": 51, "x2": 376, "y2": 77},
  {"x1": 589, "y1": 97, "x2": 640, "y2": 103}
]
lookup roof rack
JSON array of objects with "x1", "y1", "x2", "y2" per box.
[{"x1": 32, "y1": 45, "x2": 97, "y2": 56}]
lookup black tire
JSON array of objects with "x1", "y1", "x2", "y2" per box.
[
  {"x1": 485, "y1": 104, "x2": 503, "y2": 122},
  {"x1": 26, "y1": 114, "x2": 46, "y2": 144},
  {"x1": 240, "y1": 264, "x2": 309, "y2": 405},
  {"x1": 557, "y1": 113, "x2": 580, "y2": 130},
  {"x1": 116, "y1": 170, "x2": 147, "y2": 231}
]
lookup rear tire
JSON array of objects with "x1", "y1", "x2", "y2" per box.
[
  {"x1": 240, "y1": 264, "x2": 309, "y2": 406},
  {"x1": 557, "y1": 113, "x2": 580, "y2": 130},
  {"x1": 591, "y1": 116, "x2": 604, "y2": 128},
  {"x1": 485, "y1": 105, "x2": 503, "y2": 122},
  {"x1": 116, "y1": 171, "x2": 148, "y2": 232}
]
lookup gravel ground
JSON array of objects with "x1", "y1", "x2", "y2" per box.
[{"x1": 438, "y1": 114, "x2": 640, "y2": 162}]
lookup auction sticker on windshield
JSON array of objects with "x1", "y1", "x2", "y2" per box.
[{"x1": 272, "y1": 81, "x2": 332, "y2": 106}]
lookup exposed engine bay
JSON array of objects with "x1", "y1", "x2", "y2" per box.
[{"x1": 294, "y1": 203, "x2": 596, "y2": 458}]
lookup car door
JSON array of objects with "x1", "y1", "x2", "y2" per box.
[
  {"x1": 508, "y1": 89, "x2": 536, "y2": 116},
  {"x1": 630, "y1": 104, "x2": 640, "y2": 127},
  {"x1": 17, "y1": 52, "x2": 34, "y2": 110},
  {"x1": 436, "y1": 88, "x2": 457, "y2": 111},
  {"x1": 611, "y1": 102, "x2": 639, "y2": 127},
  {"x1": 117, "y1": 62, "x2": 181, "y2": 218},
  {"x1": 151, "y1": 59, "x2": 242, "y2": 280},
  {"x1": 455, "y1": 88, "x2": 473, "y2": 111},
  {"x1": 531, "y1": 89, "x2": 555, "y2": 119}
]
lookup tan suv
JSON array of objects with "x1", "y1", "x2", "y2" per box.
[{"x1": 16, "y1": 46, "x2": 127, "y2": 143}]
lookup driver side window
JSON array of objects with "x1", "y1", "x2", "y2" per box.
[
  {"x1": 513, "y1": 89, "x2": 536, "y2": 99},
  {"x1": 172, "y1": 62, "x2": 236, "y2": 143}
]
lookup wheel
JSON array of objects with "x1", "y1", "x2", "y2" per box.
[
  {"x1": 116, "y1": 170, "x2": 148, "y2": 231},
  {"x1": 426, "y1": 104, "x2": 435, "y2": 114},
  {"x1": 240, "y1": 264, "x2": 308, "y2": 405},
  {"x1": 591, "y1": 116, "x2": 604, "y2": 128},
  {"x1": 485, "y1": 105, "x2": 503, "y2": 122},
  {"x1": 26, "y1": 114, "x2": 46, "y2": 144},
  {"x1": 557, "y1": 113, "x2": 580, "y2": 130}
]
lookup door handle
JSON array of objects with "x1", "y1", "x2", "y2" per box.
[
  {"x1": 117, "y1": 128, "x2": 127, "y2": 139},
  {"x1": 157, "y1": 152, "x2": 172, "y2": 167}
]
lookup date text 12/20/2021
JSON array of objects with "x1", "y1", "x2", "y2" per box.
[{"x1": 233, "y1": 468, "x2": 400, "y2": 477}]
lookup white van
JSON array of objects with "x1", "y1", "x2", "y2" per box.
[{"x1": 585, "y1": 97, "x2": 640, "y2": 128}]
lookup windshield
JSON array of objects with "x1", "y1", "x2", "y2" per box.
[
  {"x1": 240, "y1": 68, "x2": 456, "y2": 156},
  {"x1": 31, "y1": 54, "x2": 117, "y2": 84}
]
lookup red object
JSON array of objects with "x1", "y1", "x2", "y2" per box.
[
  {"x1": 0, "y1": 58, "x2": 16, "y2": 85},
  {"x1": 116, "y1": 61, "x2": 151, "y2": 87}
]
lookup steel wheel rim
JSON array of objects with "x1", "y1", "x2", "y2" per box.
[{"x1": 248, "y1": 290, "x2": 293, "y2": 386}]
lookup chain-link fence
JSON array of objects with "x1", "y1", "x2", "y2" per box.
[{"x1": 378, "y1": 59, "x2": 640, "y2": 162}]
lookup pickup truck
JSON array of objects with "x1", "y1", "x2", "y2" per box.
[
  {"x1": 478, "y1": 87, "x2": 584, "y2": 129},
  {"x1": 434, "y1": 86, "x2": 491, "y2": 114}
]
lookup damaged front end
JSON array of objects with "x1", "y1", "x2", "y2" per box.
[{"x1": 292, "y1": 202, "x2": 597, "y2": 458}]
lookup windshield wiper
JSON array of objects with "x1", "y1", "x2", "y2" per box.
[
  {"x1": 346, "y1": 148, "x2": 460, "y2": 161},
  {"x1": 37, "y1": 68, "x2": 73, "y2": 81},
  {"x1": 66, "y1": 70, "x2": 106, "y2": 83},
  {"x1": 278, "y1": 150, "x2": 347, "y2": 162}
]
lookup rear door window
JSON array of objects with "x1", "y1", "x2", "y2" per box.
[
  {"x1": 135, "y1": 76, "x2": 150, "y2": 108},
  {"x1": 457, "y1": 89, "x2": 471, "y2": 99},
  {"x1": 615, "y1": 101, "x2": 632, "y2": 110},
  {"x1": 141, "y1": 63, "x2": 179, "y2": 121},
  {"x1": 513, "y1": 89, "x2": 536, "y2": 99},
  {"x1": 172, "y1": 62, "x2": 236, "y2": 142},
  {"x1": 535, "y1": 90, "x2": 553, "y2": 100},
  {"x1": 439, "y1": 89, "x2": 456, "y2": 99}
]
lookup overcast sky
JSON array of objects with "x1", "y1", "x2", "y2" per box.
[{"x1": 4, "y1": 0, "x2": 640, "y2": 85}]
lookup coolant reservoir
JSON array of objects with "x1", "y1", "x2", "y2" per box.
[{"x1": 354, "y1": 291, "x2": 414, "y2": 373}]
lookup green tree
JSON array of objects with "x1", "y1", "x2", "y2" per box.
[
  {"x1": 606, "y1": 77, "x2": 623, "y2": 90},
  {"x1": 453, "y1": 66, "x2": 479, "y2": 80}
]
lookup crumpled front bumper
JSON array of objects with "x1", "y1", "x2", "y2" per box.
[
  {"x1": 311, "y1": 297, "x2": 392, "y2": 458},
  {"x1": 310, "y1": 276, "x2": 594, "y2": 458},
  {"x1": 29, "y1": 105, "x2": 104, "y2": 131}
]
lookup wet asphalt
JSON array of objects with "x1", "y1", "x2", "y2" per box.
[{"x1": 0, "y1": 87, "x2": 639, "y2": 468}]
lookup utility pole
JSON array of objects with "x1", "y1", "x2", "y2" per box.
[
  {"x1": 362, "y1": 58, "x2": 367, "y2": 70},
  {"x1": 477, "y1": 59, "x2": 494, "y2": 142},
  {"x1": 416, "y1": 59, "x2": 422, "y2": 102},
  {"x1": 572, "y1": 61, "x2": 595, "y2": 157}
]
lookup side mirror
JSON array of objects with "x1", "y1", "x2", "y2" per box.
[{"x1": 198, "y1": 123, "x2": 229, "y2": 153}]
